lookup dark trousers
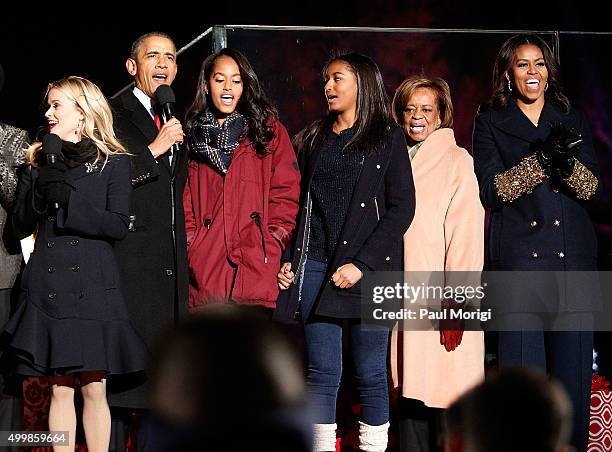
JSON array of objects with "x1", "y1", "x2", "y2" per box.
[
  {"x1": 498, "y1": 314, "x2": 593, "y2": 452},
  {"x1": 110, "y1": 407, "x2": 156, "y2": 452},
  {"x1": 397, "y1": 398, "x2": 443, "y2": 452},
  {"x1": 1, "y1": 287, "x2": 22, "y2": 452}
]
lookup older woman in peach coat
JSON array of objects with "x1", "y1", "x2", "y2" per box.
[{"x1": 389, "y1": 76, "x2": 485, "y2": 452}]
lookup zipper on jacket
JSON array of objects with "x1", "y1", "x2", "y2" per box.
[
  {"x1": 204, "y1": 218, "x2": 212, "y2": 230},
  {"x1": 293, "y1": 192, "x2": 312, "y2": 320},
  {"x1": 250, "y1": 212, "x2": 268, "y2": 263},
  {"x1": 294, "y1": 191, "x2": 312, "y2": 277},
  {"x1": 374, "y1": 197, "x2": 380, "y2": 221}
]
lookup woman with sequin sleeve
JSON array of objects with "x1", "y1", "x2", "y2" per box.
[{"x1": 473, "y1": 33, "x2": 602, "y2": 451}]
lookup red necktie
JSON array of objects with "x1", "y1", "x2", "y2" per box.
[{"x1": 153, "y1": 112, "x2": 161, "y2": 131}]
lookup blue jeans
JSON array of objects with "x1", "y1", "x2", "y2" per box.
[{"x1": 300, "y1": 259, "x2": 389, "y2": 425}]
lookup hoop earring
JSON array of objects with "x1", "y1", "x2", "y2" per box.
[
  {"x1": 544, "y1": 82, "x2": 549, "y2": 92},
  {"x1": 507, "y1": 79, "x2": 512, "y2": 92}
]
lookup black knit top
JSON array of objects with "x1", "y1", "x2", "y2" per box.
[{"x1": 308, "y1": 127, "x2": 364, "y2": 263}]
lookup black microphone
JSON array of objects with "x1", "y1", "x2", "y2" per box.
[
  {"x1": 42, "y1": 133, "x2": 63, "y2": 210},
  {"x1": 154, "y1": 84, "x2": 180, "y2": 156}
]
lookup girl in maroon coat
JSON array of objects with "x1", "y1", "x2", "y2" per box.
[{"x1": 183, "y1": 48, "x2": 300, "y2": 311}]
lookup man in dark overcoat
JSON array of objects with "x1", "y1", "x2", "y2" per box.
[{"x1": 107, "y1": 32, "x2": 188, "y2": 449}]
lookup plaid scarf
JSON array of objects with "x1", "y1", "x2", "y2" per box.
[{"x1": 189, "y1": 110, "x2": 246, "y2": 175}]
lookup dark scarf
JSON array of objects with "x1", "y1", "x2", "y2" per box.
[
  {"x1": 61, "y1": 138, "x2": 99, "y2": 168},
  {"x1": 189, "y1": 110, "x2": 246, "y2": 175}
]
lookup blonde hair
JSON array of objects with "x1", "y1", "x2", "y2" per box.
[
  {"x1": 27, "y1": 76, "x2": 127, "y2": 166},
  {"x1": 392, "y1": 75, "x2": 454, "y2": 129}
]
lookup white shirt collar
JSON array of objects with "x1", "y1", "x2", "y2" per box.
[{"x1": 132, "y1": 86, "x2": 154, "y2": 119}]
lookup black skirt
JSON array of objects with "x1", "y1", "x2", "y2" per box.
[{"x1": 3, "y1": 291, "x2": 148, "y2": 377}]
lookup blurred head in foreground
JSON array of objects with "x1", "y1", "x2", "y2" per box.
[
  {"x1": 148, "y1": 304, "x2": 311, "y2": 452},
  {"x1": 443, "y1": 368, "x2": 573, "y2": 452}
]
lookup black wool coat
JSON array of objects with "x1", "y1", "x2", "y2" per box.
[
  {"x1": 473, "y1": 100, "x2": 602, "y2": 271},
  {"x1": 5, "y1": 155, "x2": 147, "y2": 376},
  {"x1": 275, "y1": 124, "x2": 416, "y2": 321},
  {"x1": 473, "y1": 100, "x2": 603, "y2": 312},
  {"x1": 108, "y1": 90, "x2": 188, "y2": 408}
]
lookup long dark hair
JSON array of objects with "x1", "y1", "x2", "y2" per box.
[
  {"x1": 485, "y1": 33, "x2": 570, "y2": 113},
  {"x1": 293, "y1": 52, "x2": 391, "y2": 155},
  {"x1": 185, "y1": 48, "x2": 278, "y2": 155}
]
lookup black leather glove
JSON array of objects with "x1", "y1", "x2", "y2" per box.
[
  {"x1": 535, "y1": 139, "x2": 555, "y2": 178},
  {"x1": 45, "y1": 182, "x2": 71, "y2": 208},
  {"x1": 537, "y1": 122, "x2": 582, "y2": 179},
  {"x1": 37, "y1": 160, "x2": 70, "y2": 207},
  {"x1": 550, "y1": 122, "x2": 582, "y2": 179}
]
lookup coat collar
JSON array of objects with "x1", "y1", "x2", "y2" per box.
[
  {"x1": 119, "y1": 89, "x2": 187, "y2": 176},
  {"x1": 490, "y1": 100, "x2": 564, "y2": 143},
  {"x1": 63, "y1": 158, "x2": 106, "y2": 185},
  {"x1": 303, "y1": 125, "x2": 392, "y2": 191},
  {"x1": 119, "y1": 90, "x2": 158, "y2": 143},
  {"x1": 411, "y1": 128, "x2": 456, "y2": 165}
]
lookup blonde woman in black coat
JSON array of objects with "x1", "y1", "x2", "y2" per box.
[{"x1": 4, "y1": 76, "x2": 146, "y2": 452}]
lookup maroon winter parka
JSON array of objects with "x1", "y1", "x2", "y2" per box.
[{"x1": 183, "y1": 119, "x2": 300, "y2": 309}]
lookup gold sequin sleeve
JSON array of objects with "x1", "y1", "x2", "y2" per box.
[
  {"x1": 493, "y1": 154, "x2": 547, "y2": 203},
  {"x1": 563, "y1": 160, "x2": 599, "y2": 200}
]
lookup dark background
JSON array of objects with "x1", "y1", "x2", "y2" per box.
[
  {"x1": 1, "y1": 1, "x2": 610, "y2": 373},
  {"x1": 1, "y1": 0, "x2": 609, "y2": 131}
]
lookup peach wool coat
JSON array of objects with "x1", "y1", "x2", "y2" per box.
[{"x1": 390, "y1": 128, "x2": 485, "y2": 408}]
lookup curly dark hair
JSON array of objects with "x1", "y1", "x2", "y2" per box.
[
  {"x1": 485, "y1": 33, "x2": 570, "y2": 113},
  {"x1": 185, "y1": 48, "x2": 278, "y2": 155}
]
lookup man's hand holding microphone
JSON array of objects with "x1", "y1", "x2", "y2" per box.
[{"x1": 149, "y1": 85, "x2": 184, "y2": 158}]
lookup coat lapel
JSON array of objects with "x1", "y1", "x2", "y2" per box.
[
  {"x1": 491, "y1": 101, "x2": 540, "y2": 144},
  {"x1": 121, "y1": 91, "x2": 158, "y2": 144},
  {"x1": 303, "y1": 145, "x2": 323, "y2": 189},
  {"x1": 120, "y1": 91, "x2": 176, "y2": 175},
  {"x1": 535, "y1": 101, "x2": 565, "y2": 139},
  {"x1": 64, "y1": 160, "x2": 104, "y2": 188},
  {"x1": 491, "y1": 100, "x2": 566, "y2": 143}
]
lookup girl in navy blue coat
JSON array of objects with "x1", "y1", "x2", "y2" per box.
[
  {"x1": 3, "y1": 76, "x2": 146, "y2": 452},
  {"x1": 276, "y1": 53, "x2": 415, "y2": 452}
]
